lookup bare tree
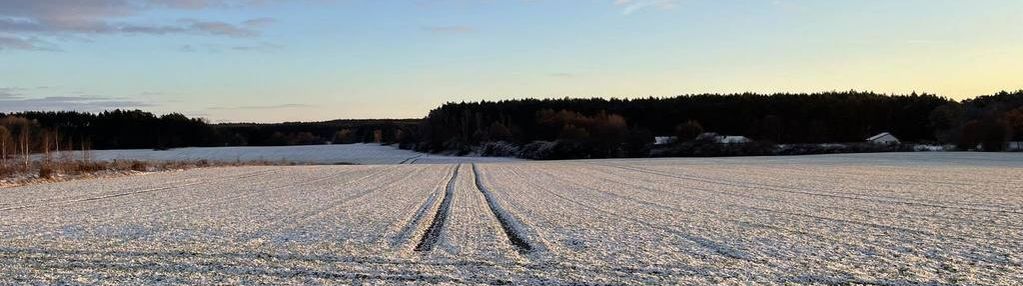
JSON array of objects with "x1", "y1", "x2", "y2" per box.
[{"x1": 0, "y1": 126, "x2": 9, "y2": 168}]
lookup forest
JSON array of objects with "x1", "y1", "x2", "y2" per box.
[
  {"x1": 414, "y1": 91, "x2": 1023, "y2": 158},
  {"x1": 1, "y1": 90, "x2": 1021, "y2": 161},
  {"x1": 0, "y1": 110, "x2": 416, "y2": 164}
]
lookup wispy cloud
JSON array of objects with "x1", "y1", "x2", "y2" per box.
[
  {"x1": 614, "y1": 0, "x2": 680, "y2": 15},
  {"x1": 177, "y1": 42, "x2": 283, "y2": 53},
  {"x1": 0, "y1": 0, "x2": 277, "y2": 51},
  {"x1": 0, "y1": 88, "x2": 152, "y2": 112},
  {"x1": 422, "y1": 25, "x2": 475, "y2": 35},
  {"x1": 208, "y1": 103, "x2": 311, "y2": 110},
  {"x1": 0, "y1": 35, "x2": 60, "y2": 51},
  {"x1": 230, "y1": 42, "x2": 283, "y2": 52}
]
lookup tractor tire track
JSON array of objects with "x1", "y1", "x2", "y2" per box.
[
  {"x1": 399, "y1": 154, "x2": 424, "y2": 164},
  {"x1": 390, "y1": 165, "x2": 456, "y2": 249},
  {"x1": 470, "y1": 163, "x2": 540, "y2": 255},
  {"x1": 414, "y1": 164, "x2": 460, "y2": 252}
]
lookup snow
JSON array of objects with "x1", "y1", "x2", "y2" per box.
[
  {"x1": 1, "y1": 152, "x2": 1021, "y2": 284},
  {"x1": 867, "y1": 132, "x2": 900, "y2": 144},
  {"x1": 58, "y1": 143, "x2": 520, "y2": 165}
]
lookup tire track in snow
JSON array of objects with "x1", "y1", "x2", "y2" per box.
[
  {"x1": 391, "y1": 165, "x2": 454, "y2": 248},
  {"x1": 414, "y1": 164, "x2": 460, "y2": 252},
  {"x1": 399, "y1": 154, "x2": 424, "y2": 164},
  {"x1": 470, "y1": 163, "x2": 539, "y2": 254}
]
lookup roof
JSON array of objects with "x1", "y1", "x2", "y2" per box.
[
  {"x1": 866, "y1": 132, "x2": 896, "y2": 141},
  {"x1": 717, "y1": 135, "x2": 751, "y2": 144}
]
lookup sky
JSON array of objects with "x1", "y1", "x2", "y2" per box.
[{"x1": 1, "y1": 0, "x2": 1022, "y2": 122}]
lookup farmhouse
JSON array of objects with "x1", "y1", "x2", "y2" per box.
[
  {"x1": 654, "y1": 136, "x2": 677, "y2": 145},
  {"x1": 866, "y1": 132, "x2": 900, "y2": 144},
  {"x1": 717, "y1": 135, "x2": 752, "y2": 144},
  {"x1": 1009, "y1": 141, "x2": 1023, "y2": 151},
  {"x1": 697, "y1": 132, "x2": 752, "y2": 144}
]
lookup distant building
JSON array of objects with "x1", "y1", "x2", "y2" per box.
[
  {"x1": 866, "y1": 132, "x2": 900, "y2": 144},
  {"x1": 653, "y1": 136, "x2": 677, "y2": 145},
  {"x1": 1009, "y1": 141, "x2": 1023, "y2": 151},
  {"x1": 698, "y1": 132, "x2": 752, "y2": 144},
  {"x1": 717, "y1": 135, "x2": 752, "y2": 144}
]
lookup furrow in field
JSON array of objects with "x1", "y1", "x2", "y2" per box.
[
  {"x1": 592, "y1": 161, "x2": 1021, "y2": 257},
  {"x1": 576, "y1": 161, "x2": 1023, "y2": 235},
  {"x1": 0, "y1": 168, "x2": 277, "y2": 212},
  {"x1": 489, "y1": 162, "x2": 1021, "y2": 284},
  {"x1": 95, "y1": 165, "x2": 401, "y2": 249},
  {"x1": 2, "y1": 167, "x2": 350, "y2": 243},
  {"x1": 0, "y1": 167, "x2": 288, "y2": 239},
  {"x1": 607, "y1": 163, "x2": 1023, "y2": 215},
  {"x1": 242, "y1": 165, "x2": 451, "y2": 254},
  {"x1": 625, "y1": 160, "x2": 1023, "y2": 211},
  {"x1": 484, "y1": 163, "x2": 762, "y2": 281},
  {"x1": 587, "y1": 162, "x2": 1023, "y2": 231}
]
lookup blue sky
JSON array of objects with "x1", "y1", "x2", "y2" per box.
[{"x1": 2, "y1": 0, "x2": 1022, "y2": 122}]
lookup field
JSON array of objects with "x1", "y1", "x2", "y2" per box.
[
  {"x1": 63, "y1": 144, "x2": 518, "y2": 165},
  {"x1": 1, "y1": 152, "x2": 1021, "y2": 284}
]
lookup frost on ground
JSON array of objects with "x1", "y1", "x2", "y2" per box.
[
  {"x1": 62, "y1": 143, "x2": 519, "y2": 165},
  {"x1": 0, "y1": 152, "x2": 1021, "y2": 285}
]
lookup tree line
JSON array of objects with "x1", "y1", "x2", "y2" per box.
[
  {"x1": 2, "y1": 90, "x2": 1021, "y2": 162},
  {"x1": 0, "y1": 110, "x2": 417, "y2": 167},
  {"x1": 413, "y1": 91, "x2": 1023, "y2": 157}
]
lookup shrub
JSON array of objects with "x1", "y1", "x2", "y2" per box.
[
  {"x1": 479, "y1": 141, "x2": 520, "y2": 157},
  {"x1": 518, "y1": 141, "x2": 557, "y2": 160},
  {"x1": 675, "y1": 120, "x2": 704, "y2": 142},
  {"x1": 130, "y1": 161, "x2": 149, "y2": 172},
  {"x1": 38, "y1": 165, "x2": 55, "y2": 179}
]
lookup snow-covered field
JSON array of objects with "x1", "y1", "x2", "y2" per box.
[
  {"x1": 1, "y1": 152, "x2": 1021, "y2": 284},
  {"x1": 61, "y1": 143, "x2": 518, "y2": 165}
]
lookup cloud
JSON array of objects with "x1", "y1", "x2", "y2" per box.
[
  {"x1": 423, "y1": 25, "x2": 475, "y2": 35},
  {"x1": 243, "y1": 17, "x2": 276, "y2": 28},
  {"x1": 177, "y1": 44, "x2": 198, "y2": 52},
  {"x1": 0, "y1": 0, "x2": 276, "y2": 49},
  {"x1": 181, "y1": 19, "x2": 261, "y2": 37},
  {"x1": 208, "y1": 103, "x2": 311, "y2": 110},
  {"x1": 614, "y1": 0, "x2": 679, "y2": 15},
  {"x1": 177, "y1": 42, "x2": 283, "y2": 53},
  {"x1": 0, "y1": 36, "x2": 60, "y2": 51},
  {"x1": 230, "y1": 42, "x2": 283, "y2": 52},
  {"x1": 0, "y1": 88, "x2": 21, "y2": 98},
  {"x1": 0, "y1": 89, "x2": 152, "y2": 112}
]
